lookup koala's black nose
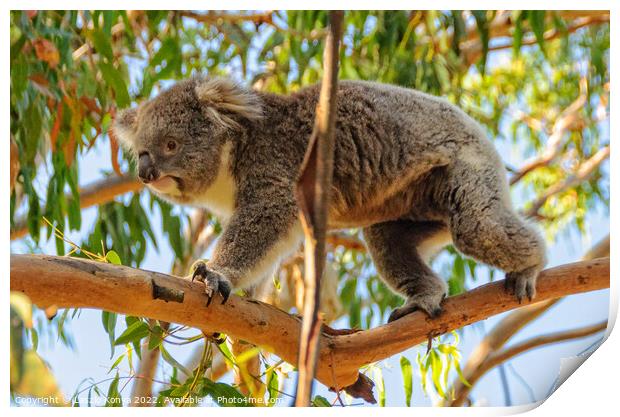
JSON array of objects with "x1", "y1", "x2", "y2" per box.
[{"x1": 138, "y1": 153, "x2": 159, "y2": 183}]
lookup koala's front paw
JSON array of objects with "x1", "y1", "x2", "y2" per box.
[
  {"x1": 505, "y1": 266, "x2": 539, "y2": 303},
  {"x1": 191, "y1": 261, "x2": 232, "y2": 306},
  {"x1": 388, "y1": 291, "x2": 446, "y2": 323}
]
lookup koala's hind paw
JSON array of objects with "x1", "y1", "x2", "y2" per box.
[
  {"x1": 191, "y1": 261, "x2": 232, "y2": 306},
  {"x1": 388, "y1": 292, "x2": 446, "y2": 323},
  {"x1": 505, "y1": 266, "x2": 539, "y2": 303}
]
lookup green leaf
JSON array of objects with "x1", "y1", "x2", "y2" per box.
[
  {"x1": 454, "y1": 360, "x2": 471, "y2": 388},
  {"x1": 105, "y1": 372, "x2": 122, "y2": 407},
  {"x1": 90, "y1": 30, "x2": 114, "y2": 62},
  {"x1": 168, "y1": 383, "x2": 190, "y2": 398},
  {"x1": 215, "y1": 340, "x2": 238, "y2": 372},
  {"x1": 266, "y1": 369, "x2": 279, "y2": 406},
  {"x1": 160, "y1": 344, "x2": 190, "y2": 376},
  {"x1": 108, "y1": 354, "x2": 125, "y2": 374},
  {"x1": 529, "y1": 11, "x2": 547, "y2": 53},
  {"x1": 101, "y1": 311, "x2": 117, "y2": 358},
  {"x1": 200, "y1": 379, "x2": 250, "y2": 407},
  {"x1": 429, "y1": 350, "x2": 446, "y2": 398},
  {"x1": 400, "y1": 356, "x2": 413, "y2": 406},
  {"x1": 98, "y1": 61, "x2": 130, "y2": 108},
  {"x1": 471, "y1": 11, "x2": 489, "y2": 75},
  {"x1": 311, "y1": 395, "x2": 331, "y2": 407},
  {"x1": 373, "y1": 367, "x2": 386, "y2": 407},
  {"x1": 105, "y1": 250, "x2": 122, "y2": 265},
  {"x1": 66, "y1": 165, "x2": 81, "y2": 231},
  {"x1": 148, "y1": 324, "x2": 164, "y2": 350},
  {"x1": 512, "y1": 11, "x2": 525, "y2": 55},
  {"x1": 234, "y1": 346, "x2": 261, "y2": 364},
  {"x1": 114, "y1": 320, "x2": 149, "y2": 346},
  {"x1": 30, "y1": 328, "x2": 39, "y2": 351}
]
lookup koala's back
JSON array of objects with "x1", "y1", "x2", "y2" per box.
[{"x1": 280, "y1": 81, "x2": 505, "y2": 227}]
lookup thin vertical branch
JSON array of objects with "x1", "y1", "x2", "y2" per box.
[
  {"x1": 10, "y1": 134, "x2": 20, "y2": 194},
  {"x1": 294, "y1": 10, "x2": 344, "y2": 407}
]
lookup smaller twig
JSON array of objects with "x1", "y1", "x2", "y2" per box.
[
  {"x1": 484, "y1": 321, "x2": 607, "y2": 371},
  {"x1": 524, "y1": 146, "x2": 610, "y2": 218},
  {"x1": 10, "y1": 135, "x2": 19, "y2": 194},
  {"x1": 179, "y1": 10, "x2": 274, "y2": 26},
  {"x1": 460, "y1": 14, "x2": 610, "y2": 66},
  {"x1": 510, "y1": 78, "x2": 588, "y2": 185}
]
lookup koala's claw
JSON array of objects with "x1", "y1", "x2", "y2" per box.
[
  {"x1": 388, "y1": 293, "x2": 446, "y2": 323},
  {"x1": 505, "y1": 267, "x2": 538, "y2": 303},
  {"x1": 191, "y1": 261, "x2": 232, "y2": 306}
]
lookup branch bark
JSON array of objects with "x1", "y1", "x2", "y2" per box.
[
  {"x1": 11, "y1": 175, "x2": 143, "y2": 240},
  {"x1": 293, "y1": 10, "x2": 343, "y2": 406},
  {"x1": 10, "y1": 255, "x2": 609, "y2": 401}
]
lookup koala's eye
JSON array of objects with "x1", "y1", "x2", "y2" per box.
[{"x1": 165, "y1": 140, "x2": 178, "y2": 154}]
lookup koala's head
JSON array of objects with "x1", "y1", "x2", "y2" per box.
[{"x1": 113, "y1": 76, "x2": 262, "y2": 204}]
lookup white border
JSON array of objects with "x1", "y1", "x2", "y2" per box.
[{"x1": 3, "y1": 2, "x2": 616, "y2": 415}]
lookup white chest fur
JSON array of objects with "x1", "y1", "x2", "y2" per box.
[{"x1": 195, "y1": 142, "x2": 237, "y2": 220}]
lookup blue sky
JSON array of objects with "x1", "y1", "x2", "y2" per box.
[{"x1": 10, "y1": 15, "x2": 610, "y2": 407}]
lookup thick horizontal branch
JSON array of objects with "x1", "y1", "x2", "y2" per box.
[
  {"x1": 11, "y1": 175, "x2": 143, "y2": 240},
  {"x1": 10, "y1": 255, "x2": 608, "y2": 394}
]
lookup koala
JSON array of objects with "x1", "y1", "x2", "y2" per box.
[{"x1": 114, "y1": 76, "x2": 546, "y2": 322}]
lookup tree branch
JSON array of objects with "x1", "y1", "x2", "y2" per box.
[
  {"x1": 443, "y1": 234, "x2": 610, "y2": 406},
  {"x1": 10, "y1": 135, "x2": 20, "y2": 195},
  {"x1": 10, "y1": 175, "x2": 143, "y2": 240},
  {"x1": 178, "y1": 10, "x2": 275, "y2": 26},
  {"x1": 524, "y1": 145, "x2": 610, "y2": 218},
  {"x1": 293, "y1": 10, "x2": 343, "y2": 406},
  {"x1": 485, "y1": 320, "x2": 607, "y2": 371},
  {"x1": 510, "y1": 78, "x2": 588, "y2": 185},
  {"x1": 583, "y1": 234, "x2": 611, "y2": 261},
  {"x1": 447, "y1": 320, "x2": 607, "y2": 406},
  {"x1": 10, "y1": 255, "x2": 609, "y2": 401},
  {"x1": 462, "y1": 11, "x2": 609, "y2": 44},
  {"x1": 459, "y1": 12, "x2": 610, "y2": 66}
]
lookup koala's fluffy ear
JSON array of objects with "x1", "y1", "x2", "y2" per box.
[
  {"x1": 194, "y1": 78, "x2": 262, "y2": 129},
  {"x1": 113, "y1": 107, "x2": 138, "y2": 151}
]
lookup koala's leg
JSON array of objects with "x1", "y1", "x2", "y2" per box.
[
  {"x1": 447, "y1": 161, "x2": 547, "y2": 302},
  {"x1": 363, "y1": 220, "x2": 450, "y2": 322},
  {"x1": 192, "y1": 200, "x2": 303, "y2": 305}
]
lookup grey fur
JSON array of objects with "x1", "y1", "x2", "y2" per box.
[{"x1": 114, "y1": 76, "x2": 547, "y2": 320}]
